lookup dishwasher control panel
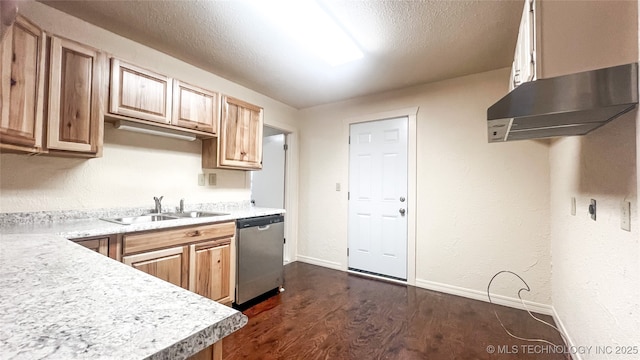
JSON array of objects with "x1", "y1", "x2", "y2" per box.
[{"x1": 236, "y1": 214, "x2": 284, "y2": 229}]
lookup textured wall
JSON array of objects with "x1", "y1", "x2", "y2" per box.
[
  {"x1": 0, "y1": 2, "x2": 298, "y2": 213},
  {"x1": 544, "y1": 1, "x2": 640, "y2": 356},
  {"x1": 550, "y1": 113, "x2": 639, "y2": 358},
  {"x1": 0, "y1": 125, "x2": 249, "y2": 212},
  {"x1": 538, "y1": 0, "x2": 638, "y2": 78},
  {"x1": 298, "y1": 68, "x2": 553, "y2": 303}
]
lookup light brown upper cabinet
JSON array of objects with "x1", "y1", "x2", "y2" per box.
[
  {"x1": 0, "y1": 15, "x2": 46, "y2": 153},
  {"x1": 109, "y1": 58, "x2": 172, "y2": 124},
  {"x1": 47, "y1": 36, "x2": 104, "y2": 155},
  {"x1": 202, "y1": 96, "x2": 263, "y2": 170},
  {"x1": 172, "y1": 80, "x2": 218, "y2": 134}
]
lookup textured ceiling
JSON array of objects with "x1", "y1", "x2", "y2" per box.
[{"x1": 40, "y1": 0, "x2": 523, "y2": 109}]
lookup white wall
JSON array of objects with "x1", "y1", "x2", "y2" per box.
[
  {"x1": 538, "y1": 0, "x2": 638, "y2": 78},
  {"x1": 544, "y1": 1, "x2": 640, "y2": 357},
  {"x1": 550, "y1": 114, "x2": 639, "y2": 357},
  {"x1": 298, "y1": 68, "x2": 553, "y2": 305},
  {"x1": 0, "y1": 1, "x2": 298, "y2": 212}
]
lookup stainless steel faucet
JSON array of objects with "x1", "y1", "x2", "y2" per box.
[
  {"x1": 179, "y1": 198, "x2": 185, "y2": 213},
  {"x1": 153, "y1": 196, "x2": 163, "y2": 213}
]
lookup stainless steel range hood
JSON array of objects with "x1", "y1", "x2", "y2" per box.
[{"x1": 487, "y1": 63, "x2": 638, "y2": 142}]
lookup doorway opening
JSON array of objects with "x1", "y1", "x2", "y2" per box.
[{"x1": 251, "y1": 125, "x2": 292, "y2": 262}]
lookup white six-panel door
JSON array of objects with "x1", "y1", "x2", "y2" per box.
[{"x1": 348, "y1": 117, "x2": 408, "y2": 280}]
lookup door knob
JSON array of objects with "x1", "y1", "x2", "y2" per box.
[{"x1": 399, "y1": 208, "x2": 406, "y2": 215}]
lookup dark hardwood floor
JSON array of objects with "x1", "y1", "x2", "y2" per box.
[{"x1": 223, "y1": 262, "x2": 568, "y2": 360}]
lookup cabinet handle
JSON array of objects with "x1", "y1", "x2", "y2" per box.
[
  {"x1": 10, "y1": 78, "x2": 16, "y2": 87},
  {"x1": 186, "y1": 230, "x2": 201, "y2": 237}
]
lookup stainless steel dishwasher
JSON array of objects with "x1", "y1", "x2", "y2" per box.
[{"x1": 235, "y1": 214, "x2": 284, "y2": 305}]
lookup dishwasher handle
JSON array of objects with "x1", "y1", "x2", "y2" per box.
[{"x1": 257, "y1": 225, "x2": 270, "y2": 231}]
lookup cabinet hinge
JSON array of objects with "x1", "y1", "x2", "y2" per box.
[
  {"x1": 283, "y1": 144, "x2": 288, "y2": 151},
  {"x1": 348, "y1": 136, "x2": 350, "y2": 144},
  {"x1": 529, "y1": 0, "x2": 534, "y2": 12},
  {"x1": 347, "y1": 248, "x2": 349, "y2": 256},
  {"x1": 283, "y1": 237, "x2": 286, "y2": 244},
  {"x1": 348, "y1": 192, "x2": 350, "y2": 200}
]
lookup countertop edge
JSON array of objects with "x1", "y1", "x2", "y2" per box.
[{"x1": 147, "y1": 311, "x2": 249, "y2": 360}]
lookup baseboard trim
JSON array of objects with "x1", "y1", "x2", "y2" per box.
[
  {"x1": 551, "y1": 307, "x2": 581, "y2": 360},
  {"x1": 295, "y1": 255, "x2": 343, "y2": 271},
  {"x1": 415, "y1": 278, "x2": 554, "y2": 315}
]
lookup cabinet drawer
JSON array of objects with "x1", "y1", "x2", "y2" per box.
[{"x1": 123, "y1": 221, "x2": 235, "y2": 255}]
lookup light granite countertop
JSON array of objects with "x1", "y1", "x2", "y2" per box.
[
  {"x1": 0, "y1": 206, "x2": 285, "y2": 359},
  {"x1": 0, "y1": 207, "x2": 285, "y2": 238}
]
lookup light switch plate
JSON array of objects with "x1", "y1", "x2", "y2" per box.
[
  {"x1": 209, "y1": 173, "x2": 217, "y2": 186},
  {"x1": 336, "y1": 183, "x2": 341, "y2": 191},
  {"x1": 621, "y1": 201, "x2": 631, "y2": 231},
  {"x1": 198, "y1": 174, "x2": 205, "y2": 186},
  {"x1": 571, "y1": 197, "x2": 576, "y2": 216}
]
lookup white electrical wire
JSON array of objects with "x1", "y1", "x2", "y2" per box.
[{"x1": 487, "y1": 271, "x2": 569, "y2": 347}]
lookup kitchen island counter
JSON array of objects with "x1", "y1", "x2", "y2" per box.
[{"x1": 0, "y1": 233, "x2": 247, "y2": 359}]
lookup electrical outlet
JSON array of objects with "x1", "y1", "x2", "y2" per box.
[
  {"x1": 209, "y1": 173, "x2": 217, "y2": 186},
  {"x1": 621, "y1": 201, "x2": 631, "y2": 231},
  {"x1": 589, "y1": 199, "x2": 596, "y2": 221},
  {"x1": 198, "y1": 173, "x2": 205, "y2": 186},
  {"x1": 571, "y1": 197, "x2": 576, "y2": 216},
  {"x1": 336, "y1": 183, "x2": 341, "y2": 191}
]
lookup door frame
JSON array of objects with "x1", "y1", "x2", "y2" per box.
[
  {"x1": 343, "y1": 107, "x2": 418, "y2": 286},
  {"x1": 258, "y1": 119, "x2": 299, "y2": 265}
]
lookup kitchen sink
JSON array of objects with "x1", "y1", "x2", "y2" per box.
[
  {"x1": 101, "y1": 214, "x2": 180, "y2": 225},
  {"x1": 101, "y1": 211, "x2": 229, "y2": 225},
  {"x1": 165, "y1": 211, "x2": 229, "y2": 218}
]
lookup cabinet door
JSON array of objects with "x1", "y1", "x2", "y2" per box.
[
  {"x1": 188, "y1": 342, "x2": 222, "y2": 360},
  {"x1": 189, "y1": 240, "x2": 231, "y2": 304},
  {"x1": 123, "y1": 246, "x2": 189, "y2": 289},
  {"x1": 47, "y1": 36, "x2": 103, "y2": 154},
  {"x1": 510, "y1": 0, "x2": 536, "y2": 90},
  {"x1": 172, "y1": 80, "x2": 218, "y2": 133},
  {"x1": 74, "y1": 237, "x2": 109, "y2": 256},
  {"x1": 204, "y1": 96, "x2": 263, "y2": 170},
  {"x1": 0, "y1": 15, "x2": 45, "y2": 151},
  {"x1": 109, "y1": 58, "x2": 172, "y2": 124}
]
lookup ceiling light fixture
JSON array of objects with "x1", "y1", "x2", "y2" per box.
[
  {"x1": 251, "y1": 0, "x2": 363, "y2": 66},
  {"x1": 114, "y1": 121, "x2": 197, "y2": 141}
]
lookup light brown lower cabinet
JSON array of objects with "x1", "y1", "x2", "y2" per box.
[
  {"x1": 190, "y1": 241, "x2": 231, "y2": 305},
  {"x1": 122, "y1": 224, "x2": 233, "y2": 360},
  {"x1": 122, "y1": 246, "x2": 189, "y2": 289},
  {"x1": 189, "y1": 342, "x2": 222, "y2": 360},
  {"x1": 122, "y1": 222, "x2": 235, "y2": 305},
  {"x1": 72, "y1": 235, "x2": 110, "y2": 256}
]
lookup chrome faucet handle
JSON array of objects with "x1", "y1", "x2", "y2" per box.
[{"x1": 153, "y1": 196, "x2": 164, "y2": 213}]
